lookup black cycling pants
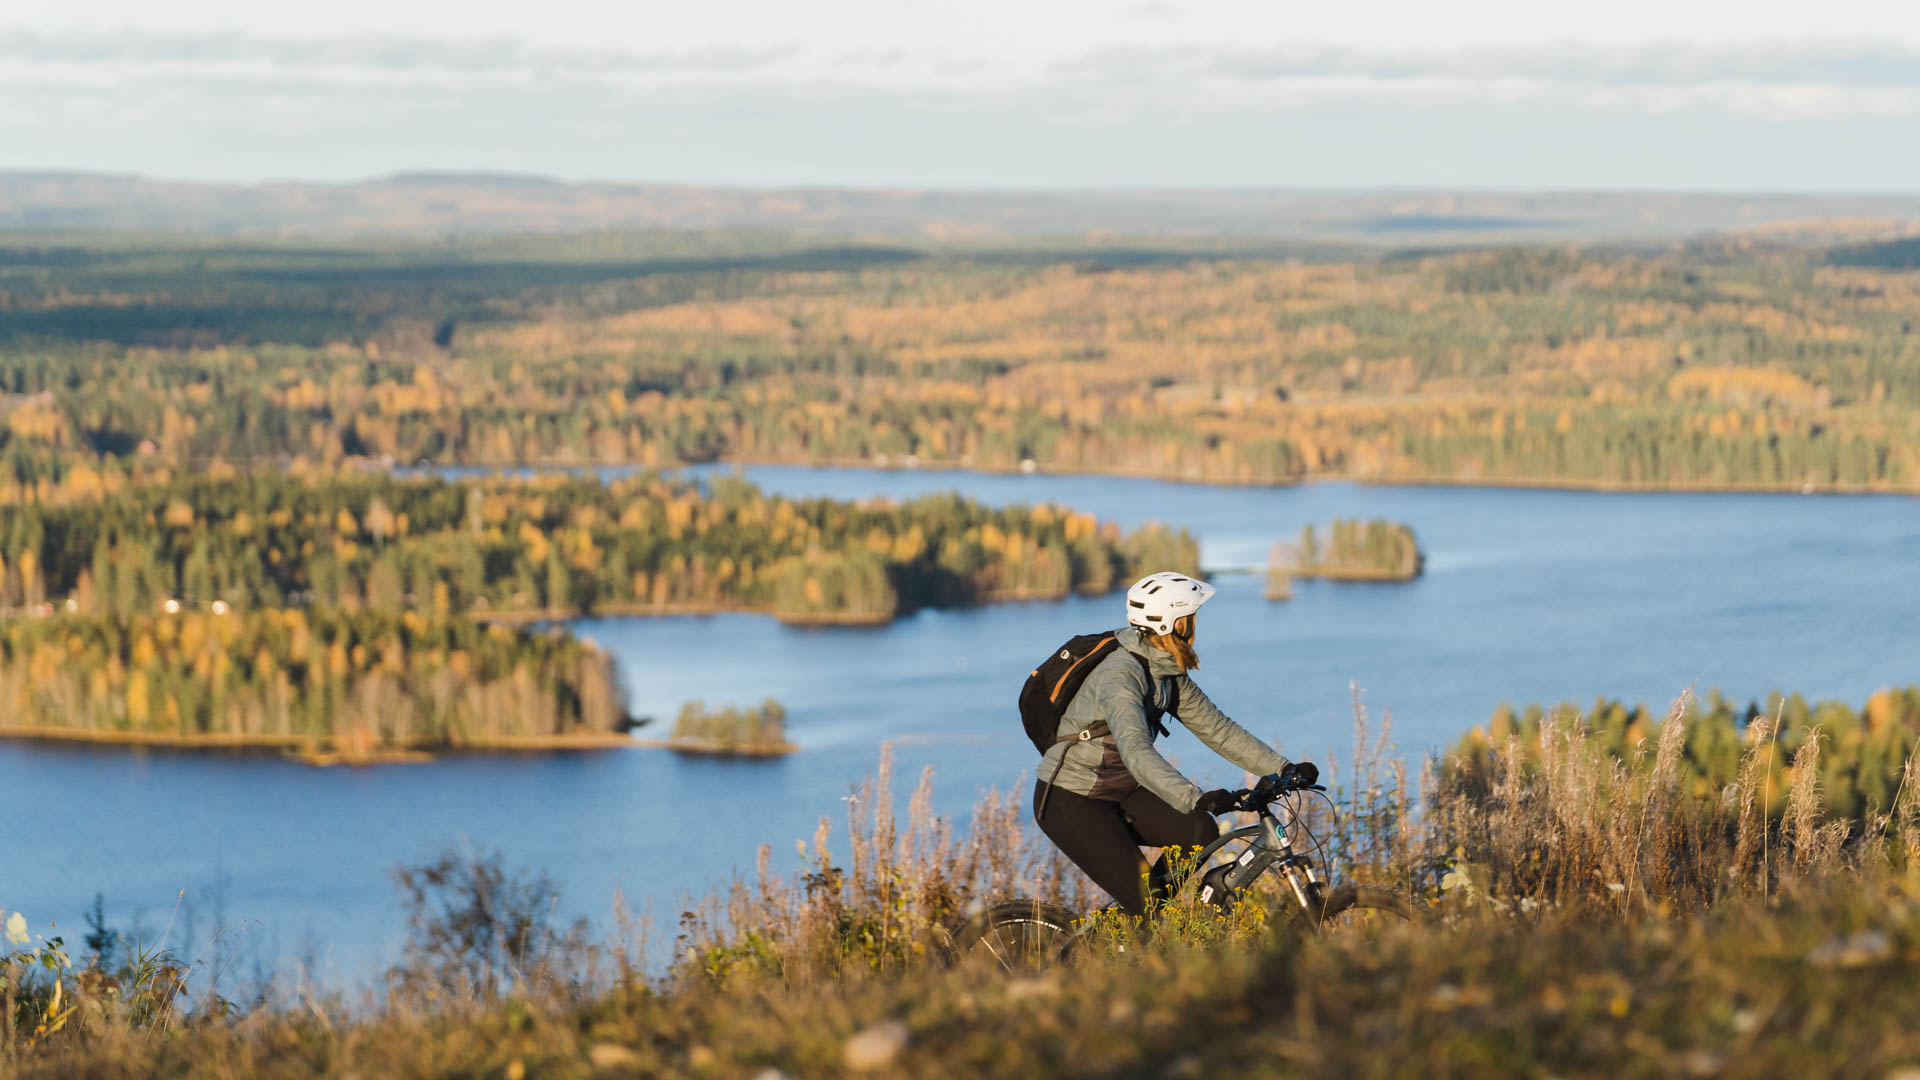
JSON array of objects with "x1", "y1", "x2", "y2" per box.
[{"x1": 1033, "y1": 781, "x2": 1218, "y2": 916}]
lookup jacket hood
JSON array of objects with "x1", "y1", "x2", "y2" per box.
[{"x1": 1116, "y1": 625, "x2": 1186, "y2": 677}]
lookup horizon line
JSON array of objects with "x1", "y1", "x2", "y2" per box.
[{"x1": 6, "y1": 169, "x2": 1920, "y2": 200}]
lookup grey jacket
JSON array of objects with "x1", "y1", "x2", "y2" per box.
[{"x1": 1038, "y1": 626, "x2": 1291, "y2": 813}]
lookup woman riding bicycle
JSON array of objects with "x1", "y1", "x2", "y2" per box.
[{"x1": 1035, "y1": 571, "x2": 1317, "y2": 917}]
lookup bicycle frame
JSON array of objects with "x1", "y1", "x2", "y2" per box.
[
  {"x1": 1193, "y1": 803, "x2": 1325, "y2": 912},
  {"x1": 951, "y1": 780, "x2": 1412, "y2": 972}
]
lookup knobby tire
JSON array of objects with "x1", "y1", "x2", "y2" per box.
[
  {"x1": 949, "y1": 900, "x2": 1081, "y2": 973},
  {"x1": 1302, "y1": 883, "x2": 1422, "y2": 931}
]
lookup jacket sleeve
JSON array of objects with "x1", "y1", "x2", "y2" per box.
[
  {"x1": 1098, "y1": 661, "x2": 1206, "y2": 813},
  {"x1": 1174, "y1": 677, "x2": 1292, "y2": 779}
]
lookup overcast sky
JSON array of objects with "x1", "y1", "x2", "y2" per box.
[{"x1": 6, "y1": 1, "x2": 1919, "y2": 189}]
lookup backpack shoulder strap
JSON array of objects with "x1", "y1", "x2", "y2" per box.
[
  {"x1": 1049, "y1": 649, "x2": 1165, "y2": 746},
  {"x1": 1133, "y1": 650, "x2": 1173, "y2": 737}
]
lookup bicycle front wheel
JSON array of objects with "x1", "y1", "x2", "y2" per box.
[
  {"x1": 950, "y1": 899, "x2": 1082, "y2": 973},
  {"x1": 1302, "y1": 883, "x2": 1421, "y2": 936}
]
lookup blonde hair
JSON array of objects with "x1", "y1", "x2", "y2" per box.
[{"x1": 1144, "y1": 615, "x2": 1199, "y2": 672}]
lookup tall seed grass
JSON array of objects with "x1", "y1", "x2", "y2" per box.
[
  {"x1": 681, "y1": 744, "x2": 1094, "y2": 981},
  {"x1": 10, "y1": 687, "x2": 1920, "y2": 1077},
  {"x1": 678, "y1": 686, "x2": 1920, "y2": 983}
]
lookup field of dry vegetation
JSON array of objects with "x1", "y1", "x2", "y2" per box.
[{"x1": 9, "y1": 692, "x2": 1920, "y2": 1078}]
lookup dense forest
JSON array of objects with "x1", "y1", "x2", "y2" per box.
[
  {"x1": 0, "y1": 465, "x2": 1191, "y2": 751},
  {"x1": 0, "y1": 237, "x2": 1916, "y2": 491},
  {"x1": 0, "y1": 607, "x2": 626, "y2": 754},
  {"x1": 0, "y1": 469, "x2": 1194, "y2": 624}
]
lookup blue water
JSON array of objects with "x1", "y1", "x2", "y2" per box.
[{"x1": 3, "y1": 468, "x2": 1915, "y2": 985}]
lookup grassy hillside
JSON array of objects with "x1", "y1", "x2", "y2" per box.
[
  {"x1": 15, "y1": 891, "x2": 1920, "y2": 1079},
  {"x1": 8, "y1": 690, "x2": 1920, "y2": 1077}
]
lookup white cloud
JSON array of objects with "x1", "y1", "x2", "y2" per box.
[
  {"x1": 8, "y1": 29, "x2": 1920, "y2": 103},
  {"x1": 1145, "y1": 39, "x2": 1920, "y2": 89},
  {"x1": 15, "y1": 0, "x2": 1920, "y2": 54},
  {"x1": 0, "y1": 29, "x2": 804, "y2": 80},
  {"x1": 3, "y1": 28, "x2": 1918, "y2": 186}
]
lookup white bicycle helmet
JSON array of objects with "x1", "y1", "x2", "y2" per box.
[{"x1": 1125, "y1": 571, "x2": 1215, "y2": 631}]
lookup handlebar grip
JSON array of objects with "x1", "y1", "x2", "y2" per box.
[{"x1": 1230, "y1": 779, "x2": 1325, "y2": 809}]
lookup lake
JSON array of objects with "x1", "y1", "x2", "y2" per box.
[{"x1": 3, "y1": 467, "x2": 1915, "y2": 986}]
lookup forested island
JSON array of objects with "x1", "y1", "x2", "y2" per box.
[
  {"x1": 1273, "y1": 518, "x2": 1424, "y2": 584},
  {"x1": 0, "y1": 235, "x2": 1916, "y2": 493},
  {"x1": 0, "y1": 470, "x2": 1193, "y2": 624},
  {"x1": 0, "y1": 467, "x2": 1192, "y2": 755},
  {"x1": 0, "y1": 609, "x2": 628, "y2": 759},
  {"x1": 645, "y1": 698, "x2": 796, "y2": 756}
]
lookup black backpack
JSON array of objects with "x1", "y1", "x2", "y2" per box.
[{"x1": 1018, "y1": 631, "x2": 1156, "y2": 754}]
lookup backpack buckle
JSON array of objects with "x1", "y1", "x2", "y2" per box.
[{"x1": 1077, "y1": 729, "x2": 1094, "y2": 742}]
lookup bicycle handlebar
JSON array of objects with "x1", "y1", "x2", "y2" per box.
[{"x1": 1226, "y1": 772, "x2": 1326, "y2": 813}]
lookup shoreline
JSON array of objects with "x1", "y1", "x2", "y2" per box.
[
  {"x1": 401, "y1": 453, "x2": 1920, "y2": 499},
  {"x1": 482, "y1": 590, "x2": 1075, "y2": 628},
  {"x1": 0, "y1": 724, "x2": 637, "y2": 763},
  {"x1": 1329, "y1": 472, "x2": 1920, "y2": 497},
  {"x1": 1291, "y1": 567, "x2": 1422, "y2": 583},
  {"x1": 480, "y1": 602, "x2": 894, "y2": 627},
  {"x1": 630, "y1": 736, "x2": 798, "y2": 757}
]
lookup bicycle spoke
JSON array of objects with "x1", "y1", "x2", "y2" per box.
[
  {"x1": 980, "y1": 929, "x2": 1015, "y2": 974},
  {"x1": 955, "y1": 901, "x2": 1080, "y2": 973},
  {"x1": 1311, "y1": 885, "x2": 1420, "y2": 936}
]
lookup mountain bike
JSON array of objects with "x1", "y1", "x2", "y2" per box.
[{"x1": 950, "y1": 771, "x2": 1420, "y2": 972}]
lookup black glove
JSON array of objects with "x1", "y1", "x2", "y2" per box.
[
  {"x1": 1195, "y1": 789, "x2": 1239, "y2": 815},
  {"x1": 1282, "y1": 761, "x2": 1320, "y2": 788}
]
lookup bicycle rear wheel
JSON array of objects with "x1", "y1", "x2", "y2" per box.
[{"x1": 950, "y1": 900, "x2": 1082, "y2": 973}]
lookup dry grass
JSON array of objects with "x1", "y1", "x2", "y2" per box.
[
  {"x1": 9, "y1": 689, "x2": 1920, "y2": 1078},
  {"x1": 679, "y1": 744, "x2": 1094, "y2": 982},
  {"x1": 1429, "y1": 689, "x2": 1920, "y2": 915}
]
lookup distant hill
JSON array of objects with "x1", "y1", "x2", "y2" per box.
[
  {"x1": 4, "y1": 171, "x2": 1919, "y2": 244},
  {"x1": 1830, "y1": 235, "x2": 1920, "y2": 269}
]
